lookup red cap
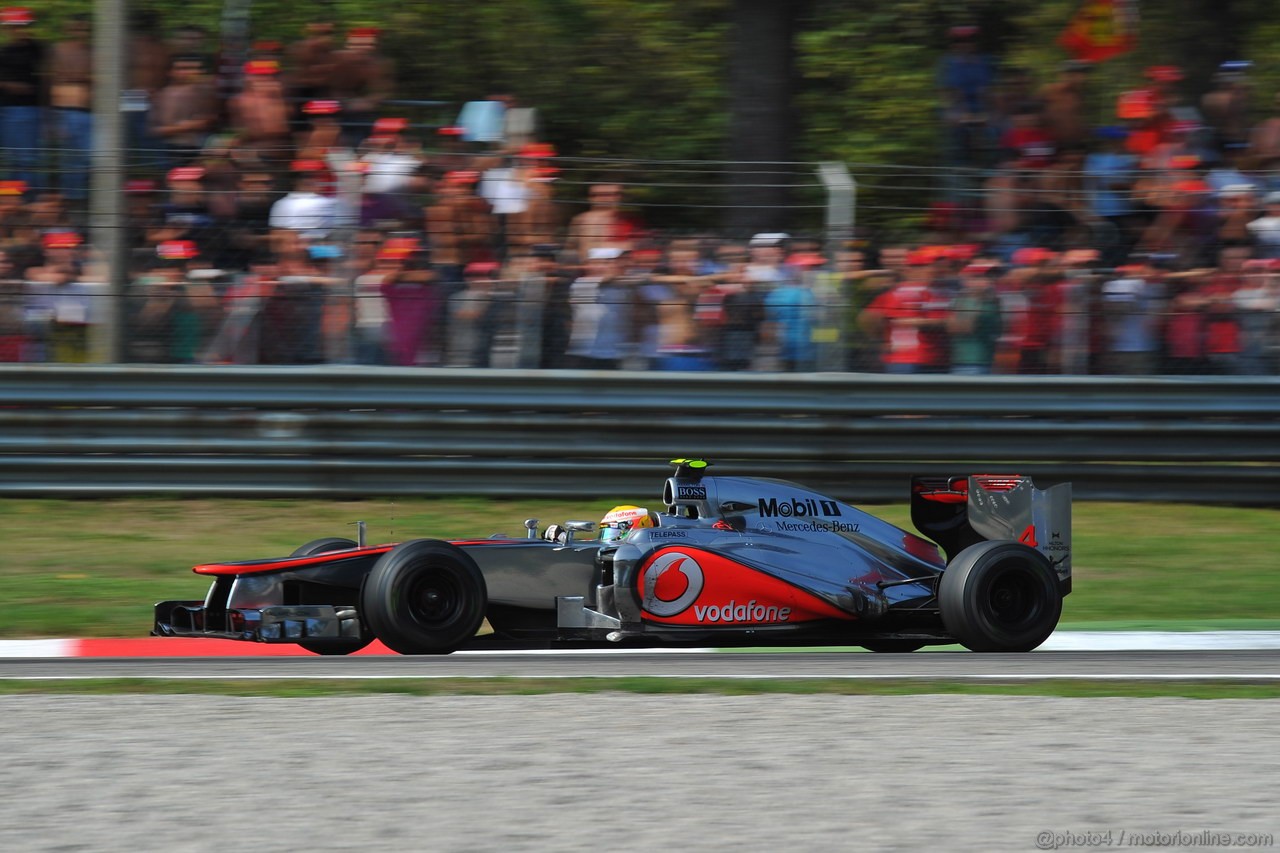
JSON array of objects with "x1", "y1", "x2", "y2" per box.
[
  {"x1": 1, "y1": 7, "x2": 32, "y2": 25},
  {"x1": 962, "y1": 261, "x2": 999, "y2": 276},
  {"x1": 372, "y1": 117, "x2": 408, "y2": 136},
  {"x1": 906, "y1": 246, "x2": 944, "y2": 266},
  {"x1": 157, "y1": 240, "x2": 198, "y2": 260},
  {"x1": 946, "y1": 243, "x2": 980, "y2": 262},
  {"x1": 518, "y1": 142, "x2": 557, "y2": 159},
  {"x1": 167, "y1": 166, "x2": 205, "y2": 183},
  {"x1": 437, "y1": 126, "x2": 465, "y2": 137},
  {"x1": 124, "y1": 179, "x2": 157, "y2": 194},
  {"x1": 464, "y1": 261, "x2": 500, "y2": 276},
  {"x1": 290, "y1": 159, "x2": 327, "y2": 174},
  {"x1": 948, "y1": 25, "x2": 979, "y2": 39},
  {"x1": 243, "y1": 59, "x2": 279, "y2": 76},
  {"x1": 348, "y1": 26, "x2": 380, "y2": 39},
  {"x1": 787, "y1": 252, "x2": 827, "y2": 268},
  {"x1": 378, "y1": 237, "x2": 418, "y2": 260},
  {"x1": 444, "y1": 170, "x2": 480, "y2": 185},
  {"x1": 0, "y1": 180, "x2": 24, "y2": 196},
  {"x1": 42, "y1": 230, "x2": 82, "y2": 250},
  {"x1": 1012, "y1": 247, "x2": 1055, "y2": 266},
  {"x1": 1116, "y1": 89, "x2": 1158, "y2": 120},
  {"x1": 1173, "y1": 179, "x2": 1209, "y2": 194},
  {"x1": 1145, "y1": 65, "x2": 1184, "y2": 83},
  {"x1": 1062, "y1": 248, "x2": 1100, "y2": 265},
  {"x1": 303, "y1": 99, "x2": 341, "y2": 116}
]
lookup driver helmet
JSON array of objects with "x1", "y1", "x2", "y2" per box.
[{"x1": 598, "y1": 505, "x2": 655, "y2": 544}]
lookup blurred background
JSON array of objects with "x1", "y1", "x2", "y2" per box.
[{"x1": 0, "y1": 0, "x2": 1279, "y2": 375}]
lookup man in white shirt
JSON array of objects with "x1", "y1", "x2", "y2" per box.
[{"x1": 268, "y1": 159, "x2": 336, "y2": 238}]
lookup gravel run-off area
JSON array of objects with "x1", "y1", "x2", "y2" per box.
[{"x1": 2, "y1": 694, "x2": 1277, "y2": 852}]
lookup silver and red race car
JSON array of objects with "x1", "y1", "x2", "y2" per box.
[{"x1": 153, "y1": 460, "x2": 1072, "y2": 654}]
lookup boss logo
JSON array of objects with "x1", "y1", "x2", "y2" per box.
[{"x1": 676, "y1": 484, "x2": 707, "y2": 501}]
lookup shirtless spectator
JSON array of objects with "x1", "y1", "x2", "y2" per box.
[
  {"x1": 286, "y1": 21, "x2": 338, "y2": 129},
  {"x1": 229, "y1": 59, "x2": 291, "y2": 168},
  {"x1": 1202, "y1": 62, "x2": 1251, "y2": 152},
  {"x1": 0, "y1": 8, "x2": 43, "y2": 191},
  {"x1": 1039, "y1": 61, "x2": 1091, "y2": 150},
  {"x1": 426, "y1": 169, "x2": 494, "y2": 286},
  {"x1": 1248, "y1": 93, "x2": 1280, "y2": 175},
  {"x1": 332, "y1": 27, "x2": 392, "y2": 146},
  {"x1": 47, "y1": 13, "x2": 92, "y2": 202},
  {"x1": 150, "y1": 56, "x2": 217, "y2": 167},
  {"x1": 126, "y1": 10, "x2": 170, "y2": 166},
  {"x1": 567, "y1": 183, "x2": 633, "y2": 261},
  {"x1": 505, "y1": 145, "x2": 561, "y2": 255}
]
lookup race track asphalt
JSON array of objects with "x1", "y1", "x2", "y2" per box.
[{"x1": 2, "y1": 649, "x2": 1277, "y2": 680}]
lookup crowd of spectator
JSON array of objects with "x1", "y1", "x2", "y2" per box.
[{"x1": 0, "y1": 11, "x2": 1277, "y2": 375}]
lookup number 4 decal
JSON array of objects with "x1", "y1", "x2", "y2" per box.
[{"x1": 1019, "y1": 525, "x2": 1038, "y2": 547}]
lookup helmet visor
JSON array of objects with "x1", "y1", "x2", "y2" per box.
[{"x1": 599, "y1": 524, "x2": 628, "y2": 544}]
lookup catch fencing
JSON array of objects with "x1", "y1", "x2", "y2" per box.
[{"x1": 0, "y1": 365, "x2": 1276, "y2": 504}]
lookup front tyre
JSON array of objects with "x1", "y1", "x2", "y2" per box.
[
  {"x1": 939, "y1": 541, "x2": 1062, "y2": 652},
  {"x1": 291, "y1": 537, "x2": 373, "y2": 656},
  {"x1": 361, "y1": 540, "x2": 487, "y2": 655}
]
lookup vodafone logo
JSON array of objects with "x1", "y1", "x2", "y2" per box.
[{"x1": 641, "y1": 552, "x2": 705, "y2": 617}]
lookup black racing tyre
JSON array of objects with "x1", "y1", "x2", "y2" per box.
[
  {"x1": 291, "y1": 537, "x2": 358, "y2": 557},
  {"x1": 939, "y1": 540, "x2": 1062, "y2": 652},
  {"x1": 290, "y1": 537, "x2": 372, "y2": 655},
  {"x1": 361, "y1": 539, "x2": 488, "y2": 655},
  {"x1": 860, "y1": 640, "x2": 927, "y2": 653}
]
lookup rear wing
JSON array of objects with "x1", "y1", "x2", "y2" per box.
[{"x1": 911, "y1": 475, "x2": 1071, "y2": 586}]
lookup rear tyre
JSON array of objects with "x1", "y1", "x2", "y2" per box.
[
  {"x1": 859, "y1": 640, "x2": 926, "y2": 653},
  {"x1": 291, "y1": 537, "x2": 372, "y2": 656},
  {"x1": 939, "y1": 541, "x2": 1062, "y2": 652},
  {"x1": 361, "y1": 540, "x2": 487, "y2": 655}
]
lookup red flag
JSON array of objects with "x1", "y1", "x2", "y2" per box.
[{"x1": 1059, "y1": 0, "x2": 1138, "y2": 63}]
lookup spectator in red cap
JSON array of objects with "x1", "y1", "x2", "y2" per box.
[
  {"x1": 862, "y1": 248, "x2": 950, "y2": 374},
  {"x1": 425, "y1": 169, "x2": 494, "y2": 302},
  {"x1": 269, "y1": 159, "x2": 336, "y2": 244},
  {"x1": 285, "y1": 21, "x2": 338, "y2": 131},
  {"x1": 127, "y1": 240, "x2": 222, "y2": 363},
  {"x1": 229, "y1": 58, "x2": 291, "y2": 168},
  {"x1": 25, "y1": 228, "x2": 97, "y2": 362},
  {"x1": 948, "y1": 261, "x2": 1003, "y2": 374},
  {"x1": 0, "y1": 7, "x2": 43, "y2": 193},
  {"x1": 332, "y1": 26, "x2": 391, "y2": 146},
  {"x1": 448, "y1": 261, "x2": 503, "y2": 367}
]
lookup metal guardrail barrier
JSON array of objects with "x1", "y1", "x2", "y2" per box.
[{"x1": 0, "y1": 365, "x2": 1276, "y2": 504}]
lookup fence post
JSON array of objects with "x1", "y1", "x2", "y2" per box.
[
  {"x1": 89, "y1": 0, "x2": 127, "y2": 363},
  {"x1": 817, "y1": 162, "x2": 856, "y2": 254}
]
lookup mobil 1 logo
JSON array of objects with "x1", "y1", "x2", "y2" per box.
[{"x1": 757, "y1": 497, "x2": 842, "y2": 518}]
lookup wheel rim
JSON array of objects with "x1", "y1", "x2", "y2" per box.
[
  {"x1": 405, "y1": 569, "x2": 463, "y2": 628},
  {"x1": 980, "y1": 562, "x2": 1043, "y2": 633}
]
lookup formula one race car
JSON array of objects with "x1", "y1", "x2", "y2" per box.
[{"x1": 152, "y1": 460, "x2": 1072, "y2": 654}]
